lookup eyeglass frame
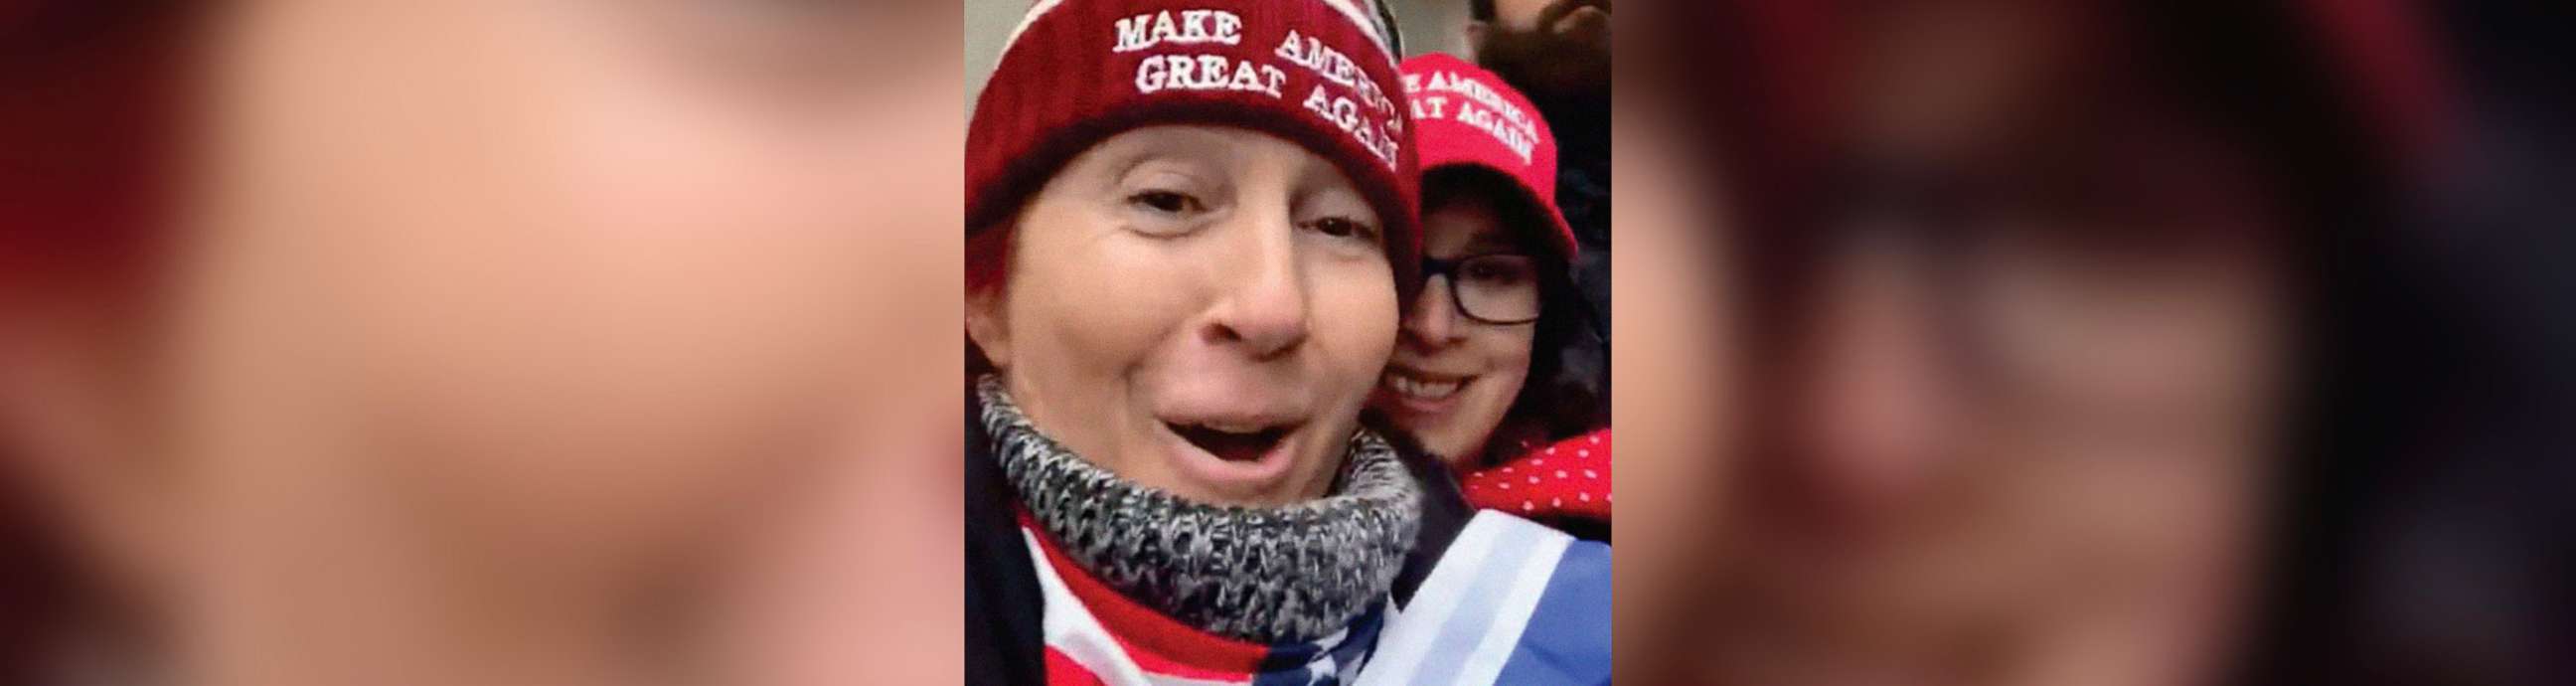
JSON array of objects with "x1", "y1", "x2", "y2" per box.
[{"x1": 1418, "y1": 253, "x2": 1545, "y2": 326}]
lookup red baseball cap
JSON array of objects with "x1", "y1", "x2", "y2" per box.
[{"x1": 1399, "y1": 52, "x2": 1576, "y2": 259}]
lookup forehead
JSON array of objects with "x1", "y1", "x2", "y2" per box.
[
  {"x1": 1072, "y1": 125, "x2": 1304, "y2": 169},
  {"x1": 1422, "y1": 189, "x2": 1536, "y2": 255},
  {"x1": 1045, "y1": 124, "x2": 1361, "y2": 196},
  {"x1": 1492, "y1": 0, "x2": 1556, "y2": 19}
]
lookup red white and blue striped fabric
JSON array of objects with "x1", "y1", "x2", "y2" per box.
[
  {"x1": 1022, "y1": 523, "x2": 1384, "y2": 686},
  {"x1": 1024, "y1": 510, "x2": 1610, "y2": 686},
  {"x1": 1353, "y1": 512, "x2": 1611, "y2": 686}
]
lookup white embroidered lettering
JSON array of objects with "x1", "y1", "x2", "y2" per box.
[
  {"x1": 1227, "y1": 61, "x2": 1263, "y2": 92},
  {"x1": 1115, "y1": 16, "x2": 1151, "y2": 53},
  {"x1": 1213, "y1": 12, "x2": 1242, "y2": 45},
  {"x1": 1261, "y1": 65, "x2": 1287, "y2": 97},
  {"x1": 1136, "y1": 55, "x2": 1168, "y2": 92},
  {"x1": 1275, "y1": 30, "x2": 1306, "y2": 63},
  {"x1": 1197, "y1": 55, "x2": 1227, "y2": 87},
  {"x1": 1132, "y1": 53, "x2": 1286, "y2": 98},
  {"x1": 1413, "y1": 94, "x2": 1448, "y2": 120},
  {"x1": 1115, "y1": 10, "x2": 1241, "y2": 52},
  {"x1": 1181, "y1": 10, "x2": 1212, "y2": 42}
]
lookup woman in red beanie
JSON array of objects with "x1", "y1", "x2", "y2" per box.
[{"x1": 961, "y1": 1, "x2": 1608, "y2": 684}]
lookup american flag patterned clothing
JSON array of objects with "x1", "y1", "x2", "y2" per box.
[{"x1": 1023, "y1": 511, "x2": 1610, "y2": 686}]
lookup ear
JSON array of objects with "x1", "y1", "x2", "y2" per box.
[
  {"x1": 1462, "y1": 21, "x2": 1489, "y2": 60},
  {"x1": 964, "y1": 285, "x2": 1013, "y2": 372}
]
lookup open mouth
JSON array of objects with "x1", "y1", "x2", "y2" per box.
[{"x1": 1165, "y1": 421, "x2": 1294, "y2": 462}]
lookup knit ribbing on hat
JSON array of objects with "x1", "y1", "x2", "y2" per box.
[{"x1": 977, "y1": 375, "x2": 1420, "y2": 644}]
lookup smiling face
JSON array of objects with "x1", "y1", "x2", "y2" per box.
[
  {"x1": 967, "y1": 125, "x2": 1398, "y2": 507},
  {"x1": 1370, "y1": 185, "x2": 1540, "y2": 468},
  {"x1": 1702, "y1": 3, "x2": 2287, "y2": 684}
]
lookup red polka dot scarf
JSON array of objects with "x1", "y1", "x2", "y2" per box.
[{"x1": 1459, "y1": 429, "x2": 1610, "y2": 524}]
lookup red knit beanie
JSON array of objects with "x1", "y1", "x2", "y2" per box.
[{"x1": 966, "y1": 0, "x2": 1421, "y2": 291}]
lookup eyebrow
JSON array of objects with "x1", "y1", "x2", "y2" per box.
[{"x1": 1104, "y1": 150, "x2": 1218, "y2": 194}]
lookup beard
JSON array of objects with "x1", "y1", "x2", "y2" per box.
[{"x1": 1475, "y1": 0, "x2": 1611, "y2": 104}]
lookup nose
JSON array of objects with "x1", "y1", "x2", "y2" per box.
[
  {"x1": 1786, "y1": 239, "x2": 1961, "y2": 534},
  {"x1": 1399, "y1": 275, "x2": 1464, "y2": 348},
  {"x1": 1202, "y1": 221, "x2": 1310, "y2": 359}
]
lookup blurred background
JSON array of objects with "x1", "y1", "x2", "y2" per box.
[
  {"x1": 3, "y1": 2, "x2": 966, "y2": 684},
  {"x1": 1615, "y1": 0, "x2": 2575, "y2": 684}
]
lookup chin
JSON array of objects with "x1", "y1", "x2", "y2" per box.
[{"x1": 1407, "y1": 429, "x2": 1478, "y2": 469}]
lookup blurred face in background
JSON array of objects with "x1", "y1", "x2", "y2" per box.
[
  {"x1": 1609, "y1": 92, "x2": 1743, "y2": 683},
  {"x1": 2, "y1": 1, "x2": 960, "y2": 683},
  {"x1": 1704, "y1": 3, "x2": 2290, "y2": 685},
  {"x1": 1472, "y1": 0, "x2": 1611, "y2": 100},
  {"x1": 966, "y1": 125, "x2": 1398, "y2": 507},
  {"x1": 1371, "y1": 181, "x2": 1541, "y2": 468}
]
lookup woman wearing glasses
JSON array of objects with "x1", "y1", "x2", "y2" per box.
[{"x1": 1372, "y1": 54, "x2": 1609, "y2": 538}]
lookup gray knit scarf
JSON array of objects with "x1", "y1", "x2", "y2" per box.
[{"x1": 978, "y1": 376, "x2": 1420, "y2": 644}]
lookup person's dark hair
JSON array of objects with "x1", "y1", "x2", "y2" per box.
[
  {"x1": 1470, "y1": 0, "x2": 1495, "y2": 21},
  {"x1": 1417, "y1": 167, "x2": 1606, "y2": 465}
]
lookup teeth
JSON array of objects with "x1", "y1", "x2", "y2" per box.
[
  {"x1": 1194, "y1": 422, "x2": 1270, "y2": 433},
  {"x1": 1385, "y1": 373, "x2": 1463, "y2": 400}
]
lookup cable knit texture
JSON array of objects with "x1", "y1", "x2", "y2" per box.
[{"x1": 978, "y1": 376, "x2": 1420, "y2": 644}]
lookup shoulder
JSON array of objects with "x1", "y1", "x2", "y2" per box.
[
  {"x1": 1366, "y1": 511, "x2": 1611, "y2": 685},
  {"x1": 1372, "y1": 411, "x2": 1478, "y2": 605},
  {"x1": 964, "y1": 389, "x2": 1046, "y2": 684},
  {"x1": 1461, "y1": 429, "x2": 1612, "y2": 541}
]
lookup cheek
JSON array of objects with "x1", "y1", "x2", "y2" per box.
[
  {"x1": 992, "y1": 213, "x2": 1199, "y2": 427},
  {"x1": 1491, "y1": 327, "x2": 1536, "y2": 383},
  {"x1": 1607, "y1": 112, "x2": 1742, "y2": 655},
  {"x1": 1989, "y1": 423, "x2": 2263, "y2": 654},
  {"x1": 1307, "y1": 262, "x2": 1400, "y2": 399}
]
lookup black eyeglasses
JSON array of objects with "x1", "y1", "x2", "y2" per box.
[{"x1": 1421, "y1": 254, "x2": 1543, "y2": 325}]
